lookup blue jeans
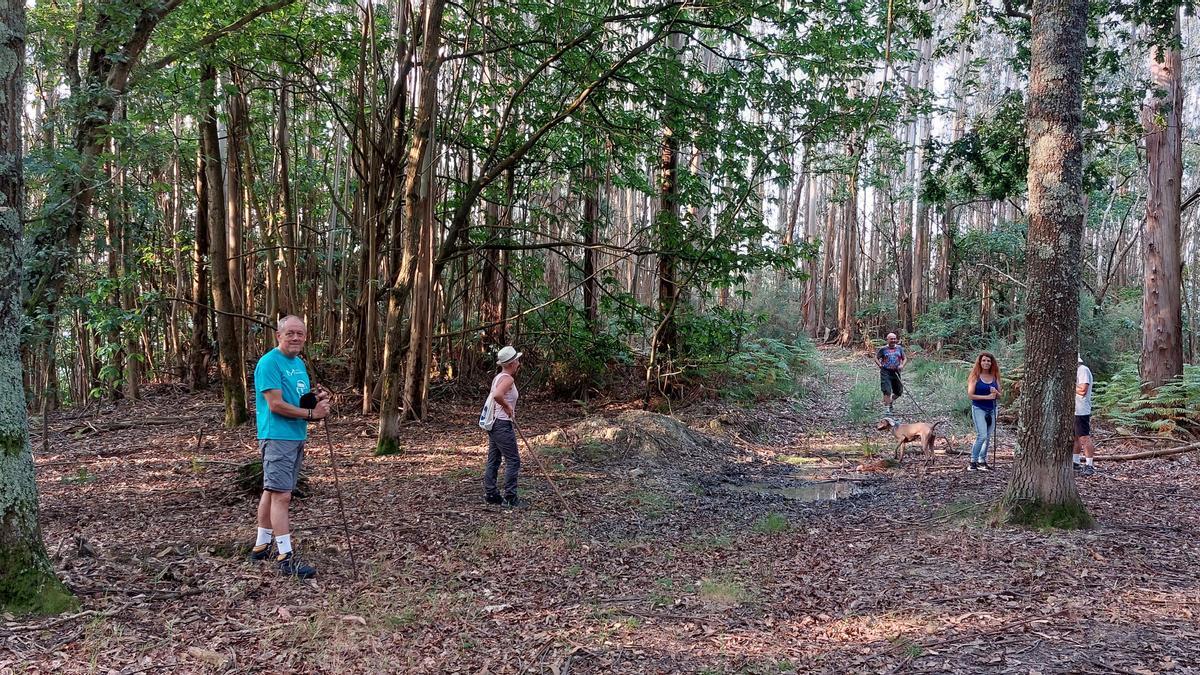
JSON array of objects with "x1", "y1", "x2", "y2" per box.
[{"x1": 971, "y1": 406, "x2": 995, "y2": 463}]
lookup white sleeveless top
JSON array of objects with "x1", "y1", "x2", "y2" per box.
[{"x1": 491, "y1": 372, "x2": 518, "y2": 420}]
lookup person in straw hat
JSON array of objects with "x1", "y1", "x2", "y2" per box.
[{"x1": 483, "y1": 346, "x2": 523, "y2": 506}]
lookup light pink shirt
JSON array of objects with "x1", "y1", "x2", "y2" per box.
[{"x1": 491, "y1": 372, "x2": 518, "y2": 421}]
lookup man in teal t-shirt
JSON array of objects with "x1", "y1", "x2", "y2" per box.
[{"x1": 247, "y1": 315, "x2": 329, "y2": 578}]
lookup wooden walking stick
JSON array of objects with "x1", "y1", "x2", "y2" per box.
[
  {"x1": 511, "y1": 420, "x2": 575, "y2": 518},
  {"x1": 302, "y1": 391, "x2": 358, "y2": 580}
]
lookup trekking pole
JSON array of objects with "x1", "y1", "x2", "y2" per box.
[
  {"x1": 303, "y1": 390, "x2": 358, "y2": 580},
  {"x1": 991, "y1": 399, "x2": 999, "y2": 467},
  {"x1": 899, "y1": 370, "x2": 928, "y2": 416},
  {"x1": 322, "y1": 417, "x2": 359, "y2": 581},
  {"x1": 511, "y1": 420, "x2": 575, "y2": 518}
]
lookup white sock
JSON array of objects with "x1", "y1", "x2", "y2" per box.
[
  {"x1": 275, "y1": 533, "x2": 293, "y2": 556},
  {"x1": 255, "y1": 527, "x2": 273, "y2": 547},
  {"x1": 1072, "y1": 454, "x2": 1080, "y2": 464},
  {"x1": 1085, "y1": 457, "x2": 1094, "y2": 466}
]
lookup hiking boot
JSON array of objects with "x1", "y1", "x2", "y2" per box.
[
  {"x1": 502, "y1": 495, "x2": 523, "y2": 508},
  {"x1": 1081, "y1": 465, "x2": 1095, "y2": 477},
  {"x1": 484, "y1": 493, "x2": 502, "y2": 505},
  {"x1": 276, "y1": 552, "x2": 317, "y2": 579},
  {"x1": 968, "y1": 461, "x2": 978, "y2": 472},
  {"x1": 248, "y1": 543, "x2": 273, "y2": 562},
  {"x1": 978, "y1": 463, "x2": 991, "y2": 472}
]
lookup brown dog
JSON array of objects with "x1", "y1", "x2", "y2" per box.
[{"x1": 876, "y1": 417, "x2": 950, "y2": 464}]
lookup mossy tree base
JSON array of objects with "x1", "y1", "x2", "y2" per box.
[
  {"x1": 991, "y1": 497, "x2": 1095, "y2": 530},
  {"x1": 0, "y1": 540, "x2": 77, "y2": 616},
  {"x1": 375, "y1": 438, "x2": 403, "y2": 456}
]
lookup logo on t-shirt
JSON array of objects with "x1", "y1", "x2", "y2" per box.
[{"x1": 879, "y1": 346, "x2": 904, "y2": 370}]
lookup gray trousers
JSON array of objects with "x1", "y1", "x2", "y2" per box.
[{"x1": 483, "y1": 420, "x2": 520, "y2": 498}]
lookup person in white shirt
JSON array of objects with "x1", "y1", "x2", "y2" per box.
[
  {"x1": 483, "y1": 346, "x2": 523, "y2": 506},
  {"x1": 1073, "y1": 355, "x2": 1096, "y2": 477}
]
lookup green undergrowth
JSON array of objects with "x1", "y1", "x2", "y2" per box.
[
  {"x1": 704, "y1": 337, "x2": 823, "y2": 404},
  {"x1": 1094, "y1": 361, "x2": 1200, "y2": 437}
]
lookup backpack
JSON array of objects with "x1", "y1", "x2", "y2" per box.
[{"x1": 478, "y1": 393, "x2": 497, "y2": 431}]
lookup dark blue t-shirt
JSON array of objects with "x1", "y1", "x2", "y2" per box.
[{"x1": 972, "y1": 377, "x2": 998, "y2": 412}]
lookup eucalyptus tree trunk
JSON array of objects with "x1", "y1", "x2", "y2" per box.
[
  {"x1": 201, "y1": 64, "x2": 248, "y2": 427},
  {"x1": 997, "y1": 0, "x2": 1091, "y2": 528},
  {"x1": 837, "y1": 143, "x2": 860, "y2": 347},
  {"x1": 1139, "y1": 10, "x2": 1184, "y2": 390},
  {"x1": 377, "y1": 0, "x2": 445, "y2": 453},
  {"x1": 910, "y1": 35, "x2": 933, "y2": 319},
  {"x1": 818, "y1": 177, "x2": 838, "y2": 339},
  {"x1": 24, "y1": 0, "x2": 185, "y2": 323},
  {"x1": 583, "y1": 163, "x2": 600, "y2": 331},
  {"x1": 648, "y1": 32, "x2": 685, "y2": 396},
  {"x1": 803, "y1": 173, "x2": 820, "y2": 336},
  {"x1": 188, "y1": 142, "x2": 211, "y2": 391},
  {"x1": 0, "y1": 2, "x2": 74, "y2": 614},
  {"x1": 274, "y1": 76, "x2": 299, "y2": 315}
]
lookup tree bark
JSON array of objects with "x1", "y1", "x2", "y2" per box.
[
  {"x1": 997, "y1": 0, "x2": 1091, "y2": 528},
  {"x1": 0, "y1": 1, "x2": 75, "y2": 614},
  {"x1": 837, "y1": 144, "x2": 860, "y2": 347},
  {"x1": 201, "y1": 64, "x2": 248, "y2": 427},
  {"x1": 188, "y1": 140, "x2": 211, "y2": 391},
  {"x1": 1139, "y1": 10, "x2": 1184, "y2": 390},
  {"x1": 377, "y1": 0, "x2": 445, "y2": 453}
]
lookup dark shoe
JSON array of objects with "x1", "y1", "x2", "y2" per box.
[
  {"x1": 248, "y1": 543, "x2": 273, "y2": 562},
  {"x1": 276, "y1": 552, "x2": 317, "y2": 579},
  {"x1": 1081, "y1": 465, "x2": 1095, "y2": 477},
  {"x1": 978, "y1": 463, "x2": 991, "y2": 472},
  {"x1": 1073, "y1": 462, "x2": 1082, "y2": 473},
  {"x1": 502, "y1": 495, "x2": 522, "y2": 508},
  {"x1": 485, "y1": 493, "x2": 502, "y2": 505},
  {"x1": 968, "y1": 462, "x2": 978, "y2": 472}
]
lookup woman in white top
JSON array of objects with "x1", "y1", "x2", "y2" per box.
[{"x1": 483, "y1": 346, "x2": 522, "y2": 506}]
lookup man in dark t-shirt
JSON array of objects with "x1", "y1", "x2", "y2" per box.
[{"x1": 876, "y1": 332, "x2": 907, "y2": 413}]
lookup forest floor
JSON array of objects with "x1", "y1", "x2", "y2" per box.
[{"x1": 4, "y1": 346, "x2": 1199, "y2": 674}]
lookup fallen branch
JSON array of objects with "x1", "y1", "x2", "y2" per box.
[{"x1": 1097, "y1": 441, "x2": 1200, "y2": 462}]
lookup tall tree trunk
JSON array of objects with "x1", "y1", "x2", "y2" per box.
[
  {"x1": 803, "y1": 173, "x2": 821, "y2": 337},
  {"x1": 583, "y1": 163, "x2": 600, "y2": 331},
  {"x1": 275, "y1": 76, "x2": 299, "y2": 315},
  {"x1": 188, "y1": 142, "x2": 211, "y2": 391},
  {"x1": 0, "y1": 1, "x2": 74, "y2": 614},
  {"x1": 837, "y1": 144, "x2": 860, "y2": 347},
  {"x1": 997, "y1": 0, "x2": 1091, "y2": 528},
  {"x1": 911, "y1": 36, "x2": 932, "y2": 321},
  {"x1": 377, "y1": 0, "x2": 445, "y2": 453},
  {"x1": 648, "y1": 32, "x2": 685, "y2": 398},
  {"x1": 24, "y1": 0, "x2": 184, "y2": 322},
  {"x1": 1139, "y1": 10, "x2": 1184, "y2": 390},
  {"x1": 201, "y1": 64, "x2": 248, "y2": 427}
]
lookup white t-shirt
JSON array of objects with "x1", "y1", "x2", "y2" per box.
[{"x1": 1075, "y1": 364, "x2": 1093, "y2": 416}]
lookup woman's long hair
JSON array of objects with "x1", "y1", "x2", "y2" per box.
[{"x1": 969, "y1": 352, "x2": 1001, "y2": 383}]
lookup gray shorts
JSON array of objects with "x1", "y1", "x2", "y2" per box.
[{"x1": 260, "y1": 439, "x2": 305, "y2": 492}]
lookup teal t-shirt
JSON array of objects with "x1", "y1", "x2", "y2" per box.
[{"x1": 254, "y1": 348, "x2": 311, "y2": 441}]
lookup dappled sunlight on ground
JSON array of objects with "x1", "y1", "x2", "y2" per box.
[{"x1": 5, "y1": 347, "x2": 1199, "y2": 672}]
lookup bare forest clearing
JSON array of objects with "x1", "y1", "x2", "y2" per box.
[
  {"x1": 5, "y1": 347, "x2": 1200, "y2": 673},
  {"x1": 2, "y1": 0, "x2": 1200, "y2": 673}
]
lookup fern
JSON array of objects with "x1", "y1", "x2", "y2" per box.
[{"x1": 1094, "y1": 359, "x2": 1200, "y2": 436}]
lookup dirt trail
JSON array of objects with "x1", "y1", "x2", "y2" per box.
[{"x1": 4, "y1": 348, "x2": 1199, "y2": 674}]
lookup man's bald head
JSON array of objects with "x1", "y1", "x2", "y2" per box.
[{"x1": 276, "y1": 315, "x2": 308, "y2": 357}]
